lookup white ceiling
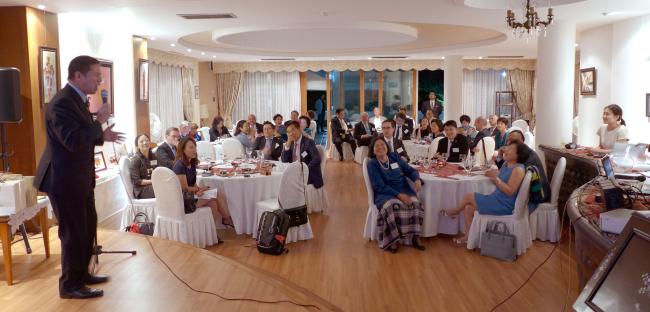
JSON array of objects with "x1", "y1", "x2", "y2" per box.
[{"x1": 2, "y1": 0, "x2": 650, "y2": 63}]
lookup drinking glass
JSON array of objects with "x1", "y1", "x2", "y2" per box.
[
  {"x1": 442, "y1": 153, "x2": 449, "y2": 163},
  {"x1": 423, "y1": 158, "x2": 430, "y2": 171},
  {"x1": 459, "y1": 154, "x2": 466, "y2": 166}
]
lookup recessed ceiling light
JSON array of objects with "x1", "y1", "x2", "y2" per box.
[
  {"x1": 37, "y1": 5, "x2": 45, "y2": 9},
  {"x1": 368, "y1": 57, "x2": 371, "y2": 60},
  {"x1": 479, "y1": 56, "x2": 482, "y2": 59},
  {"x1": 150, "y1": 37, "x2": 155, "y2": 40},
  {"x1": 331, "y1": 58, "x2": 335, "y2": 60},
  {"x1": 171, "y1": 44, "x2": 175, "y2": 47},
  {"x1": 201, "y1": 52, "x2": 205, "y2": 55},
  {"x1": 187, "y1": 49, "x2": 192, "y2": 52},
  {"x1": 406, "y1": 57, "x2": 409, "y2": 60},
  {"x1": 601, "y1": 12, "x2": 618, "y2": 16},
  {"x1": 213, "y1": 55, "x2": 216, "y2": 58},
  {"x1": 575, "y1": 43, "x2": 578, "y2": 47},
  {"x1": 321, "y1": 12, "x2": 330, "y2": 17},
  {"x1": 442, "y1": 57, "x2": 445, "y2": 59},
  {"x1": 259, "y1": 59, "x2": 262, "y2": 61}
]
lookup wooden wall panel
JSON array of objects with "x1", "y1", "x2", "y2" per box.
[
  {"x1": 300, "y1": 72, "x2": 307, "y2": 115},
  {"x1": 133, "y1": 36, "x2": 149, "y2": 136},
  {"x1": 198, "y1": 62, "x2": 217, "y2": 126}
]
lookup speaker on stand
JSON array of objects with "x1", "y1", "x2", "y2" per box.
[{"x1": 0, "y1": 67, "x2": 22, "y2": 172}]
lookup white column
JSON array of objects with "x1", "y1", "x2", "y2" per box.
[
  {"x1": 443, "y1": 55, "x2": 463, "y2": 122},
  {"x1": 536, "y1": 21, "x2": 576, "y2": 163}
]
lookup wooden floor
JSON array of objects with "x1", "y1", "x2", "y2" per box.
[{"x1": 2, "y1": 160, "x2": 582, "y2": 311}]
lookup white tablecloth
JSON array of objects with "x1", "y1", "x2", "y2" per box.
[
  {"x1": 6, "y1": 197, "x2": 52, "y2": 235},
  {"x1": 403, "y1": 141, "x2": 430, "y2": 158},
  {"x1": 212, "y1": 143, "x2": 223, "y2": 160},
  {"x1": 197, "y1": 166, "x2": 283, "y2": 235},
  {"x1": 95, "y1": 168, "x2": 128, "y2": 222},
  {"x1": 410, "y1": 171, "x2": 497, "y2": 237}
]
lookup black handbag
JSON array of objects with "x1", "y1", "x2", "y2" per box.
[
  {"x1": 183, "y1": 190, "x2": 196, "y2": 214},
  {"x1": 125, "y1": 212, "x2": 154, "y2": 236}
]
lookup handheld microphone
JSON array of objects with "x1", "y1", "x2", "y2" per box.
[{"x1": 101, "y1": 89, "x2": 108, "y2": 104}]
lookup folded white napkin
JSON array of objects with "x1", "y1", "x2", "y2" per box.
[{"x1": 195, "y1": 188, "x2": 218, "y2": 199}]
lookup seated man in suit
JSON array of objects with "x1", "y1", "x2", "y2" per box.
[
  {"x1": 495, "y1": 130, "x2": 551, "y2": 206},
  {"x1": 252, "y1": 121, "x2": 284, "y2": 161},
  {"x1": 330, "y1": 107, "x2": 357, "y2": 160},
  {"x1": 369, "y1": 106, "x2": 386, "y2": 134},
  {"x1": 485, "y1": 115, "x2": 499, "y2": 137},
  {"x1": 394, "y1": 112, "x2": 413, "y2": 141},
  {"x1": 155, "y1": 127, "x2": 180, "y2": 169},
  {"x1": 178, "y1": 121, "x2": 191, "y2": 139},
  {"x1": 354, "y1": 112, "x2": 378, "y2": 147},
  {"x1": 469, "y1": 116, "x2": 489, "y2": 154},
  {"x1": 379, "y1": 119, "x2": 410, "y2": 163},
  {"x1": 281, "y1": 121, "x2": 324, "y2": 189},
  {"x1": 284, "y1": 110, "x2": 300, "y2": 127},
  {"x1": 247, "y1": 114, "x2": 264, "y2": 137},
  {"x1": 398, "y1": 106, "x2": 415, "y2": 135},
  {"x1": 434, "y1": 120, "x2": 469, "y2": 163}
]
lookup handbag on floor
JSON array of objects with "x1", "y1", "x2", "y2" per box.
[
  {"x1": 182, "y1": 190, "x2": 196, "y2": 214},
  {"x1": 256, "y1": 209, "x2": 290, "y2": 255},
  {"x1": 125, "y1": 212, "x2": 155, "y2": 236},
  {"x1": 480, "y1": 221, "x2": 517, "y2": 262}
]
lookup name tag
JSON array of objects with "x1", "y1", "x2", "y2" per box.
[
  {"x1": 404, "y1": 129, "x2": 409, "y2": 134},
  {"x1": 396, "y1": 147, "x2": 404, "y2": 153},
  {"x1": 151, "y1": 160, "x2": 158, "y2": 166},
  {"x1": 453, "y1": 148, "x2": 460, "y2": 153},
  {"x1": 390, "y1": 163, "x2": 399, "y2": 169},
  {"x1": 301, "y1": 151, "x2": 308, "y2": 158}
]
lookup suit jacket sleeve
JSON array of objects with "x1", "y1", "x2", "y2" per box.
[
  {"x1": 436, "y1": 139, "x2": 448, "y2": 155},
  {"x1": 156, "y1": 145, "x2": 174, "y2": 169},
  {"x1": 271, "y1": 138, "x2": 284, "y2": 160},
  {"x1": 458, "y1": 135, "x2": 469, "y2": 155},
  {"x1": 330, "y1": 117, "x2": 345, "y2": 137},
  {"x1": 353, "y1": 123, "x2": 364, "y2": 141},
  {"x1": 396, "y1": 140, "x2": 410, "y2": 163},
  {"x1": 280, "y1": 142, "x2": 292, "y2": 163},
  {"x1": 49, "y1": 98, "x2": 104, "y2": 152},
  {"x1": 434, "y1": 101, "x2": 443, "y2": 118},
  {"x1": 306, "y1": 140, "x2": 320, "y2": 172},
  {"x1": 129, "y1": 155, "x2": 144, "y2": 187}
]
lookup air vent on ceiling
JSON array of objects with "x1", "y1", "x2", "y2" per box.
[
  {"x1": 260, "y1": 58, "x2": 296, "y2": 61},
  {"x1": 177, "y1": 13, "x2": 237, "y2": 19},
  {"x1": 371, "y1": 56, "x2": 409, "y2": 59},
  {"x1": 487, "y1": 56, "x2": 524, "y2": 58}
]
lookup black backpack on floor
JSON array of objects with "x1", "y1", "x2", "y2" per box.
[{"x1": 256, "y1": 209, "x2": 290, "y2": 255}]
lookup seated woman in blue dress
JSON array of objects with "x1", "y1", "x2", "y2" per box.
[
  {"x1": 367, "y1": 137, "x2": 425, "y2": 253},
  {"x1": 440, "y1": 141, "x2": 529, "y2": 243}
]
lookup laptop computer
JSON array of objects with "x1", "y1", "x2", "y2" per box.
[{"x1": 610, "y1": 142, "x2": 650, "y2": 170}]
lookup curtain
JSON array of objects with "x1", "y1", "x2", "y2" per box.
[
  {"x1": 462, "y1": 68, "x2": 508, "y2": 122},
  {"x1": 232, "y1": 71, "x2": 301, "y2": 125},
  {"x1": 181, "y1": 67, "x2": 194, "y2": 121},
  {"x1": 215, "y1": 72, "x2": 244, "y2": 128},
  {"x1": 149, "y1": 62, "x2": 184, "y2": 143},
  {"x1": 506, "y1": 69, "x2": 536, "y2": 128}
]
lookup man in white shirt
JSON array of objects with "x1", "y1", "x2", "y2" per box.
[
  {"x1": 369, "y1": 106, "x2": 386, "y2": 134},
  {"x1": 354, "y1": 112, "x2": 378, "y2": 147}
]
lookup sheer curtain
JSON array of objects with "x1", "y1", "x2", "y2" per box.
[
  {"x1": 216, "y1": 72, "x2": 244, "y2": 128},
  {"x1": 149, "y1": 62, "x2": 184, "y2": 142},
  {"x1": 462, "y1": 69, "x2": 508, "y2": 122},
  {"x1": 232, "y1": 71, "x2": 301, "y2": 124},
  {"x1": 181, "y1": 67, "x2": 194, "y2": 121},
  {"x1": 506, "y1": 69, "x2": 536, "y2": 126}
]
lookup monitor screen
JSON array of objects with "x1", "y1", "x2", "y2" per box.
[{"x1": 602, "y1": 155, "x2": 614, "y2": 179}]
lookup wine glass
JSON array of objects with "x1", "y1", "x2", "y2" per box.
[
  {"x1": 423, "y1": 158, "x2": 430, "y2": 172},
  {"x1": 459, "y1": 154, "x2": 466, "y2": 166},
  {"x1": 442, "y1": 153, "x2": 449, "y2": 163}
]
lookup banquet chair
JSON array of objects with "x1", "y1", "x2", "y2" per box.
[
  {"x1": 221, "y1": 138, "x2": 244, "y2": 159},
  {"x1": 196, "y1": 141, "x2": 216, "y2": 160},
  {"x1": 354, "y1": 146, "x2": 368, "y2": 164},
  {"x1": 151, "y1": 167, "x2": 219, "y2": 248},
  {"x1": 523, "y1": 132, "x2": 535, "y2": 151},
  {"x1": 467, "y1": 171, "x2": 533, "y2": 255},
  {"x1": 328, "y1": 122, "x2": 354, "y2": 161},
  {"x1": 253, "y1": 162, "x2": 314, "y2": 244},
  {"x1": 529, "y1": 157, "x2": 565, "y2": 242},
  {"x1": 350, "y1": 113, "x2": 360, "y2": 122},
  {"x1": 118, "y1": 157, "x2": 159, "y2": 230},
  {"x1": 306, "y1": 145, "x2": 330, "y2": 213},
  {"x1": 200, "y1": 127, "x2": 211, "y2": 142},
  {"x1": 512, "y1": 119, "x2": 529, "y2": 133},
  {"x1": 508, "y1": 126, "x2": 523, "y2": 133},
  {"x1": 427, "y1": 137, "x2": 444, "y2": 159},
  {"x1": 308, "y1": 121, "x2": 317, "y2": 140},
  {"x1": 474, "y1": 137, "x2": 495, "y2": 165},
  {"x1": 362, "y1": 157, "x2": 379, "y2": 240}
]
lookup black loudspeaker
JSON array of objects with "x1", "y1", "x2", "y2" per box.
[
  {"x1": 0, "y1": 68, "x2": 22, "y2": 123},
  {"x1": 209, "y1": 61, "x2": 213, "y2": 71}
]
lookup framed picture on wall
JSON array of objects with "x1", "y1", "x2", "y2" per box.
[
  {"x1": 195, "y1": 86, "x2": 199, "y2": 99},
  {"x1": 38, "y1": 46, "x2": 60, "y2": 107},
  {"x1": 94, "y1": 151, "x2": 107, "y2": 172},
  {"x1": 138, "y1": 58, "x2": 149, "y2": 102},
  {"x1": 88, "y1": 59, "x2": 114, "y2": 117},
  {"x1": 580, "y1": 67, "x2": 596, "y2": 95},
  {"x1": 646, "y1": 93, "x2": 650, "y2": 117}
]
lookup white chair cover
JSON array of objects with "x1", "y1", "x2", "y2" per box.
[
  {"x1": 200, "y1": 127, "x2": 210, "y2": 142},
  {"x1": 362, "y1": 157, "x2": 379, "y2": 241},
  {"x1": 467, "y1": 171, "x2": 533, "y2": 255},
  {"x1": 151, "y1": 167, "x2": 218, "y2": 248},
  {"x1": 350, "y1": 114, "x2": 360, "y2": 122},
  {"x1": 512, "y1": 120, "x2": 529, "y2": 133},
  {"x1": 427, "y1": 137, "x2": 444, "y2": 159},
  {"x1": 118, "y1": 157, "x2": 158, "y2": 230},
  {"x1": 221, "y1": 138, "x2": 244, "y2": 159},
  {"x1": 508, "y1": 126, "x2": 523, "y2": 133},
  {"x1": 474, "y1": 137, "x2": 496, "y2": 165},
  {"x1": 328, "y1": 122, "x2": 354, "y2": 161},
  {"x1": 232, "y1": 119, "x2": 244, "y2": 132},
  {"x1": 308, "y1": 121, "x2": 317, "y2": 140},
  {"x1": 354, "y1": 146, "x2": 369, "y2": 164},
  {"x1": 306, "y1": 145, "x2": 330, "y2": 213},
  {"x1": 253, "y1": 162, "x2": 314, "y2": 243},
  {"x1": 530, "y1": 157, "x2": 565, "y2": 242},
  {"x1": 197, "y1": 141, "x2": 216, "y2": 160},
  {"x1": 524, "y1": 132, "x2": 535, "y2": 151}
]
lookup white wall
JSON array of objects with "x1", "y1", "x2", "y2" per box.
[
  {"x1": 58, "y1": 14, "x2": 136, "y2": 152},
  {"x1": 578, "y1": 24, "x2": 613, "y2": 146}
]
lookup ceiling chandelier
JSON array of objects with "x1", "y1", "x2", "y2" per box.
[{"x1": 506, "y1": 0, "x2": 554, "y2": 43}]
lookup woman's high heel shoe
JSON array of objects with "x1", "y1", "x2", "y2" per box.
[{"x1": 221, "y1": 217, "x2": 234, "y2": 229}]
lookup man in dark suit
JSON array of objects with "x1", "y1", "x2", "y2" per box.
[
  {"x1": 394, "y1": 112, "x2": 413, "y2": 141},
  {"x1": 353, "y1": 112, "x2": 378, "y2": 147},
  {"x1": 252, "y1": 122, "x2": 284, "y2": 160},
  {"x1": 435, "y1": 120, "x2": 469, "y2": 163},
  {"x1": 284, "y1": 110, "x2": 300, "y2": 127},
  {"x1": 485, "y1": 114, "x2": 499, "y2": 137},
  {"x1": 281, "y1": 121, "x2": 324, "y2": 189},
  {"x1": 420, "y1": 92, "x2": 443, "y2": 120},
  {"x1": 247, "y1": 114, "x2": 264, "y2": 137},
  {"x1": 469, "y1": 116, "x2": 488, "y2": 153},
  {"x1": 34, "y1": 56, "x2": 125, "y2": 299},
  {"x1": 155, "y1": 127, "x2": 180, "y2": 169},
  {"x1": 379, "y1": 119, "x2": 410, "y2": 163},
  {"x1": 330, "y1": 107, "x2": 357, "y2": 160}
]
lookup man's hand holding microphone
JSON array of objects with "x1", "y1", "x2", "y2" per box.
[{"x1": 97, "y1": 89, "x2": 126, "y2": 144}]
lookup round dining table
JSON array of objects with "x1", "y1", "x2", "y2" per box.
[
  {"x1": 403, "y1": 141, "x2": 430, "y2": 158},
  {"x1": 196, "y1": 161, "x2": 287, "y2": 235},
  {"x1": 407, "y1": 163, "x2": 497, "y2": 237}
]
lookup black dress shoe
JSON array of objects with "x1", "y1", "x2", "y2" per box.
[
  {"x1": 85, "y1": 274, "x2": 109, "y2": 285},
  {"x1": 60, "y1": 286, "x2": 104, "y2": 299},
  {"x1": 413, "y1": 241, "x2": 426, "y2": 251}
]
